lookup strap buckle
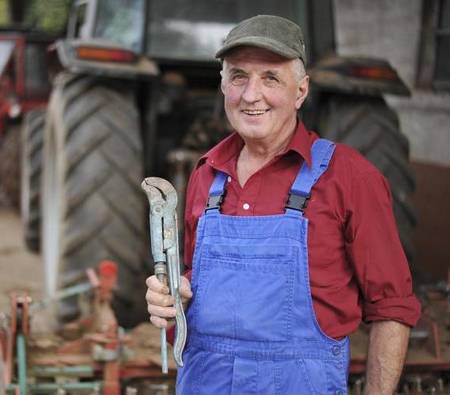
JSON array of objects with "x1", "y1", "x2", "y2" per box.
[
  {"x1": 206, "y1": 193, "x2": 225, "y2": 211},
  {"x1": 285, "y1": 192, "x2": 310, "y2": 212}
]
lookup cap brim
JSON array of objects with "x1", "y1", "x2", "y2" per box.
[{"x1": 215, "y1": 36, "x2": 300, "y2": 60}]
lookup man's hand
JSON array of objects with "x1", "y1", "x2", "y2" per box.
[
  {"x1": 364, "y1": 320, "x2": 410, "y2": 395},
  {"x1": 145, "y1": 275, "x2": 192, "y2": 329}
]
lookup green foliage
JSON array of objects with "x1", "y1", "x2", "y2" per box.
[
  {"x1": 25, "y1": 0, "x2": 71, "y2": 33},
  {"x1": 0, "y1": 0, "x2": 71, "y2": 32},
  {"x1": 0, "y1": 0, "x2": 10, "y2": 25}
]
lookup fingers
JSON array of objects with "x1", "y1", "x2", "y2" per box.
[
  {"x1": 146, "y1": 274, "x2": 175, "y2": 329},
  {"x1": 179, "y1": 276, "x2": 193, "y2": 309},
  {"x1": 146, "y1": 287, "x2": 175, "y2": 307},
  {"x1": 145, "y1": 274, "x2": 193, "y2": 329},
  {"x1": 145, "y1": 287, "x2": 176, "y2": 318},
  {"x1": 150, "y1": 314, "x2": 169, "y2": 329},
  {"x1": 147, "y1": 303, "x2": 176, "y2": 319},
  {"x1": 146, "y1": 275, "x2": 169, "y2": 294}
]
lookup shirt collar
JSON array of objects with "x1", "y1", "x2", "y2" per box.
[{"x1": 198, "y1": 120, "x2": 314, "y2": 172}]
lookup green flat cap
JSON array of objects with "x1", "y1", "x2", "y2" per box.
[{"x1": 216, "y1": 15, "x2": 307, "y2": 65}]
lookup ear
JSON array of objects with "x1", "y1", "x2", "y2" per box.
[
  {"x1": 220, "y1": 70, "x2": 226, "y2": 95},
  {"x1": 295, "y1": 75, "x2": 309, "y2": 110},
  {"x1": 220, "y1": 69, "x2": 226, "y2": 94}
]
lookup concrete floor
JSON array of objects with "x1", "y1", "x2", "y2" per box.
[{"x1": 0, "y1": 207, "x2": 43, "y2": 313}]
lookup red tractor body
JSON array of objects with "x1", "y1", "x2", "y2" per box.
[
  {"x1": 0, "y1": 31, "x2": 54, "y2": 135},
  {"x1": 0, "y1": 30, "x2": 56, "y2": 208}
]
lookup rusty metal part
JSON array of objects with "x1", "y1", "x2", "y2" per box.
[
  {"x1": 142, "y1": 177, "x2": 187, "y2": 373},
  {"x1": 0, "y1": 261, "x2": 177, "y2": 394}
]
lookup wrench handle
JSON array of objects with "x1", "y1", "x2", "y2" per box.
[
  {"x1": 160, "y1": 328, "x2": 168, "y2": 374},
  {"x1": 154, "y1": 262, "x2": 169, "y2": 374},
  {"x1": 173, "y1": 288, "x2": 187, "y2": 367}
]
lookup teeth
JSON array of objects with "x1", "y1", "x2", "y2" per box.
[{"x1": 243, "y1": 109, "x2": 268, "y2": 115}]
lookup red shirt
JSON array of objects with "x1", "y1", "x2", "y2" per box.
[{"x1": 183, "y1": 121, "x2": 421, "y2": 339}]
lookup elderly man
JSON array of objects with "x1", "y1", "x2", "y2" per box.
[{"x1": 146, "y1": 15, "x2": 420, "y2": 395}]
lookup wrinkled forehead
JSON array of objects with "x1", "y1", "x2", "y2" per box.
[{"x1": 222, "y1": 46, "x2": 296, "y2": 74}]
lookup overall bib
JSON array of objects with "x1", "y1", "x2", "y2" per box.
[{"x1": 177, "y1": 139, "x2": 350, "y2": 395}]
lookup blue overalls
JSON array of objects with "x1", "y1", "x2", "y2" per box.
[{"x1": 177, "y1": 139, "x2": 350, "y2": 395}]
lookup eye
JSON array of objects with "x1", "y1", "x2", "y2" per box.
[
  {"x1": 230, "y1": 73, "x2": 247, "y2": 85},
  {"x1": 262, "y1": 75, "x2": 279, "y2": 87}
]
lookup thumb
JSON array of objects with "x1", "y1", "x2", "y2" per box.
[
  {"x1": 179, "y1": 275, "x2": 193, "y2": 299},
  {"x1": 179, "y1": 276, "x2": 193, "y2": 309}
]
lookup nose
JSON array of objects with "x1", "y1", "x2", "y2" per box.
[{"x1": 241, "y1": 76, "x2": 262, "y2": 103}]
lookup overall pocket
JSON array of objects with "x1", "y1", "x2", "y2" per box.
[
  {"x1": 296, "y1": 358, "x2": 330, "y2": 395},
  {"x1": 193, "y1": 243, "x2": 296, "y2": 342}
]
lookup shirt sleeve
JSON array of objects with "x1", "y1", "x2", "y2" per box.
[
  {"x1": 183, "y1": 167, "x2": 201, "y2": 282},
  {"x1": 344, "y1": 168, "x2": 421, "y2": 327}
]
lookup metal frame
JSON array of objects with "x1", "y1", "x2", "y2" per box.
[
  {"x1": 416, "y1": 0, "x2": 450, "y2": 90},
  {"x1": 67, "y1": 0, "x2": 98, "y2": 40},
  {"x1": 58, "y1": 0, "x2": 158, "y2": 79}
]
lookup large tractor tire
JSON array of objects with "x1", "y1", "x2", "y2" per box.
[
  {"x1": 42, "y1": 73, "x2": 148, "y2": 327},
  {"x1": 0, "y1": 125, "x2": 21, "y2": 209},
  {"x1": 316, "y1": 93, "x2": 416, "y2": 262},
  {"x1": 21, "y1": 109, "x2": 45, "y2": 253}
]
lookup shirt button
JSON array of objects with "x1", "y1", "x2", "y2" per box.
[
  {"x1": 335, "y1": 390, "x2": 344, "y2": 395},
  {"x1": 243, "y1": 203, "x2": 250, "y2": 210},
  {"x1": 227, "y1": 176, "x2": 231, "y2": 182},
  {"x1": 332, "y1": 345, "x2": 340, "y2": 356}
]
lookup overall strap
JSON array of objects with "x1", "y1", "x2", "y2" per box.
[
  {"x1": 205, "y1": 170, "x2": 228, "y2": 212},
  {"x1": 286, "y1": 138, "x2": 336, "y2": 213}
]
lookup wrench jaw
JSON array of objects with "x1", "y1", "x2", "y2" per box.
[
  {"x1": 141, "y1": 177, "x2": 187, "y2": 371},
  {"x1": 142, "y1": 177, "x2": 178, "y2": 261},
  {"x1": 142, "y1": 177, "x2": 178, "y2": 209},
  {"x1": 141, "y1": 180, "x2": 166, "y2": 265}
]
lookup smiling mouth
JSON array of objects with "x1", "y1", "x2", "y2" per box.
[{"x1": 241, "y1": 109, "x2": 270, "y2": 116}]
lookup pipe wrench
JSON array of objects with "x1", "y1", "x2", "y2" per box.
[{"x1": 141, "y1": 177, "x2": 187, "y2": 374}]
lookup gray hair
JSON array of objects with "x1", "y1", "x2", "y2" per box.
[{"x1": 292, "y1": 58, "x2": 307, "y2": 82}]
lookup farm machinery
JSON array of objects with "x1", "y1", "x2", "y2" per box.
[
  {"x1": 0, "y1": 261, "x2": 176, "y2": 395},
  {"x1": 0, "y1": 264, "x2": 448, "y2": 394}
]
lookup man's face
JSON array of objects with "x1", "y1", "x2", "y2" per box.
[{"x1": 221, "y1": 47, "x2": 309, "y2": 144}]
